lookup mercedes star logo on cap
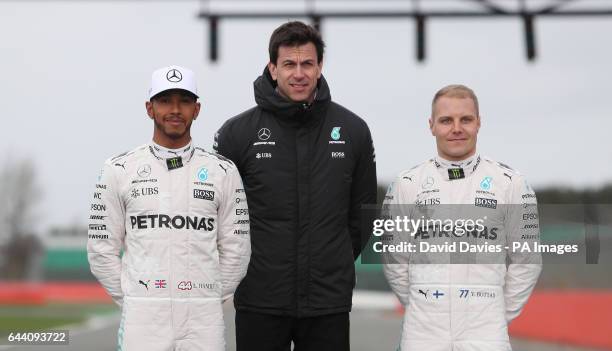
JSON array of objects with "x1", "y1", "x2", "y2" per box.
[
  {"x1": 166, "y1": 69, "x2": 182, "y2": 83},
  {"x1": 258, "y1": 128, "x2": 271, "y2": 141}
]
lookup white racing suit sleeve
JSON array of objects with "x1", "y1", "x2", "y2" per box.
[
  {"x1": 87, "y1": 162, "x2": 125, "y2": 307},
  {"x1": 382, "y1": 178, "x2": 412, "y2": 306},
  {"x1": 504, "y1": 175, "x2": 542, "y2": 323},
  {"x1": 217, "y1": 166, "x2": 251, "y2": 301}
]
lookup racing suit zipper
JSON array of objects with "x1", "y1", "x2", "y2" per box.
[{"x1": 168, "y1": 166, "x2": 176, "y2": 346}]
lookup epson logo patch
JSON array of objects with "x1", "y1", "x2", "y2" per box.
[
  {"x1": 194, "y1": 189, "x2": 215, "y2": 201},
  {"x1": 475, "y1": 197, "x2": 497, "y2": 209},
  {"x1": 522, "y1": 213, "x2": 538, "y2": 220},
  {"x1": 236, "y1": 208, "x2": 249, "y2": 216},
  {"x1": 91, "y1": 204, "x2": 106, "y2": 211},
  {"x1": 331, "y1": 152, "x2": 345, "y2": 159}
]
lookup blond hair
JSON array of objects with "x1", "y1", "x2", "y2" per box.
[{"x1": 431, "y1": 84, "x2": 479, "y2": 116}]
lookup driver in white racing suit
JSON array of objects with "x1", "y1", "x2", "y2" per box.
[
  {"x1": 87, "y1": 66, "x2": 251, "y2": 351},
  {"x1": 382, "y1": 85, "x2": 541, "y2": 351}
]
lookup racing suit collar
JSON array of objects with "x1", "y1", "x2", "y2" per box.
[
  {"x1": 433, "y1": 154, "x2": 481, "y2": 181},
  {"x1": 148, "y1": 140, "x2": 196, "y2": 170}
]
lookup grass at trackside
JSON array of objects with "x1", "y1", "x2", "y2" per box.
[
  {"x1": 0, "y1": 316, "x2": 84, "y2": 332},
  {"x1": 0, "y1": 303, "x2": 118, "y2": 337}
]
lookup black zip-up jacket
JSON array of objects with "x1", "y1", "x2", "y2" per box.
[{"x1": 213, "y1": 67, "x2": 377, "y2": 317}]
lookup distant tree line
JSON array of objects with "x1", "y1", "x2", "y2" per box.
[{"x1": 535, "y1": 184, "x2": 612, "y2": 204}]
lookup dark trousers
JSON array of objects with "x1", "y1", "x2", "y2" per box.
[{"x1": 235, "y1": 311, "x2": 350, "y2": 351}]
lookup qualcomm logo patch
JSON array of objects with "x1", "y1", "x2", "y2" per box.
[
  {"x1": 197, "y1": 167, "x2": 208, "y2": 182},
  {"x1": 480, "y1": 176, "x2": 492, "y2": 191}
]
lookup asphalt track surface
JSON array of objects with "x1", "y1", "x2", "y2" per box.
[{"x1": 1, "y1": 305, "x2": 603, "y2": 351}]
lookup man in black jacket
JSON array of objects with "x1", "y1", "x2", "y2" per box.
[{"x1": 214, "y1": 21, "x2": 377, "y2": 351}]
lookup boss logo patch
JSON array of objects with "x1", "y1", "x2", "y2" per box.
[
  {"x1": 475, "y1": 197, "x2": 497, "y2": 209},
  {"x1": 194, "y1": 189, "x2": 215, "y2": 201}
]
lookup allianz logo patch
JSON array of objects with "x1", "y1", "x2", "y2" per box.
[
  {"x1": 331, "y1": 152, "x2": 345, "y2": 159},
  {"x1": 194, "y1": 189, "x2": 215, "y2": 201},
  {"x1": 475, "y1": 197, "x2": 497, "y2": 209}
]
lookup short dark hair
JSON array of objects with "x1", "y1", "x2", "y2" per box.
[{"x1": 269, "y1": 21, "x2": 325, "y2": 64}]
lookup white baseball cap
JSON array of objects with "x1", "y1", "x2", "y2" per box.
[{"x1": 148, "y1": 65, "x2": 198, "y2": 99}]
